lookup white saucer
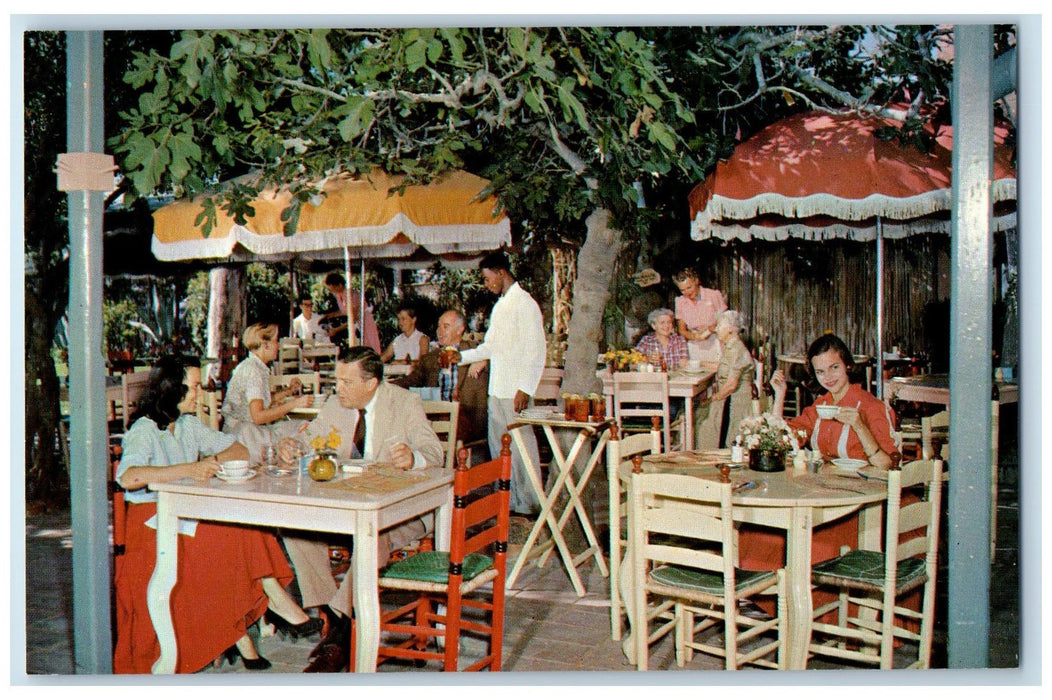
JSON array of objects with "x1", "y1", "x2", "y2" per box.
[
  {"x1": 217, "y1": 469, "x2": 258, "y2": 483},
  {"x1": 680, "y1": 367, "x2": 707, "y2": 375}
]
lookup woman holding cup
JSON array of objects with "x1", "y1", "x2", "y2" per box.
[
  {"x1": 770, "y1": 332, "x2": 899, "y2": 468},
  {"x1": 114, "y1": 355, "x2": 320, "y2": 673},
  {"x1": 738, "y1": 333, "x2": 904, "y2": 620},
  {"x1": 633, "y1": 307, "x2": 689, "y2": 371}
]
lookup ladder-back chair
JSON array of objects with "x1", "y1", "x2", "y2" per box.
[
  {"x1": 808, "y1": 459, "x2": 944, "y2": 669},
  {"x1": 628, "y1": 462, "x2": 786, "y2": 670},
  {"x1": 352, "y1": 435, "x2": 513, "y2": 671},
  {"x1": 612, "y1": 372, "x2": 682, "y2": 452}
]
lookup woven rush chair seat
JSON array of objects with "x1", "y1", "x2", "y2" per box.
[
  {"x1": 381, "y1": 551, "x2": 496, "y2": 588},
  {"x1": 649, "y1": 565, "x2": 778, "y2": 596},
  {"x1": 811, "y1": 550, "x2": 927, "y2": 594}
]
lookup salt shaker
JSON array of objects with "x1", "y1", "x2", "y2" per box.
[{"x1": 731, "y1": 436, "x2": 744, "y2": 464}]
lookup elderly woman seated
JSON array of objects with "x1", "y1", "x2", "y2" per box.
[
  {"x1": 693, "y1": 309, "x2": 755, "y2": 448},
  {"x1": 633, "y1": 307, "x2": 689, "y2": 371}
]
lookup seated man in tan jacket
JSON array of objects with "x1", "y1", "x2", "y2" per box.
[{"x1": 278, "y1": 345, "x2": 443, "y2": 672}]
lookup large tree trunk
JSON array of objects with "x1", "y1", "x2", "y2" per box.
[
  {"x1": 561, "y1": 208, "x2": 622, "y2": 396},
  {"x1": 549, "y1": 208, "x2": 623, "y2": 548},
  {"x1": 205, "y1": 266, "x2": 246, "y2": 386}
]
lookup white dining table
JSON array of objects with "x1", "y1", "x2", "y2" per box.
[
  {"x1": 597, "y1": 368, "x2": 715, "y2": 450},
  {"x1": 618, "y1": 450, "x2": 887, "y2": 670},
  {"x1": 146, "y1": 466, "x2": 453, "y2": 673}
]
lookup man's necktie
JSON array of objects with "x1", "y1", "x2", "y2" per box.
[{"x1": 353, "y1": 408, "x2": 367, "y2": 458}]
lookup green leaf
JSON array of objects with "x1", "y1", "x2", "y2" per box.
[
  {"x1": 557, "y1": 81, "x2": 589, "y2": 130},
  {"x1": 508, "y1": 28, "x2": 530, "y2": 57},
  {"x1": 308, "y1": 29, "x2": 332, "y2": 72},
  {"x1": 524, "y1": 87, "x2": 544, "y2": 114},
  {"x1": 427, "y1": 37, "x2": 444, "y2": 63},
  {"x1": 337, "y1": 96, "x2": 376, "y2": 141},
  {"x1": 405, "y1": 38, "x2": 428, "y2": 72},
  {"x1": 192, "y1": 198, "x2": 217, "y2": 238},
  {"x1": 647, "y1": 121, "x2": 677, "y2": 152},
  {"x1": 439, "y1": 28, "x2": 465, "y2": 64}
]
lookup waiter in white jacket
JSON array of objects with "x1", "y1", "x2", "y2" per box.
[{"x1": 453, "y1": 251, "x2": 545, "y2": 515}]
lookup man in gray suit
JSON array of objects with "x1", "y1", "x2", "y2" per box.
[{"x1": 278, "y1": 346, "x2": 444, "y2": 672}]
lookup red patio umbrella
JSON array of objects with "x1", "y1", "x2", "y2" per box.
[{"x1": 688, "y1": 110, "x2": 1017, "y2": 394}]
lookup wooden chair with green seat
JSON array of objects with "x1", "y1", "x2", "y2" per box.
[
  {"x1": 628, "y1": 461, "x2": 786, "y2": 670},
  {"x1": 808, "y1": 458, "x2": 944, "y2": 669},
  {"x1": 606, "y1": 420, "x2": 662, "y2": 641},
  {"x1": 351, "y1": 434, "x2": 513, "y2": 671}
]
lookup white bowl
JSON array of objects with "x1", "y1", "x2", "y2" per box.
[
  {"x1": 219, "y1": 460, "x2": 250, "y2": 477},
  {"x1": 815, "y1": 404, "x2": 840, "y2": 419},
  {"x1": 831, "y1": 458, "x2": 867, "y2": 473}
]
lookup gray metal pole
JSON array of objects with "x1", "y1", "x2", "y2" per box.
[
  {"x1": 948, "y1": 24, "x2": 994, "y2": 668},
  {"x1": 64, "y1": 30, "x2": 113, "y2": 674}
]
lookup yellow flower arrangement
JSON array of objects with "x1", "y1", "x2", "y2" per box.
[
  {"x1": 602, "y1": 349, "x2": 647, "y2": 371},
  {"x1": 310, "y1": 426, "x2": 342, "y2": 453}
]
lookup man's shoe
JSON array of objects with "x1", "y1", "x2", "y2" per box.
[
  {"x1": 303, "y1": 642, "x2": 349, "y2": 673},
  {"x1": 309, "y1": 612, "x2": 350, "y2": 660}
]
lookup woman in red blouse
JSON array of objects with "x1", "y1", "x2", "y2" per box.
[
  {"x1": 771, "y1": 333, "x2": 899, "y2": 466},
  {"x1": 740, "y1": 333, "x2": 902, "y2": 619}
]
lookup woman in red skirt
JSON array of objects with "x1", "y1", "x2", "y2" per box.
[
  {"x1": 114, "y1": 355, "x2": 320, "y2": 674},
  {"x1": 739, "y1": 333, "x2": 901, "y2": 616}
]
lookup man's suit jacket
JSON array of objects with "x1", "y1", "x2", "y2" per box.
[
  {"x1": 396, "y1": 339, "x2": 488, "y2": 445},
  {"x1": 305, "y1": 381, "x2": 444, "y2": 469}
]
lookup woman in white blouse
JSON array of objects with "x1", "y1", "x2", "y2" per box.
[
  {"x1": 221, "y1": 323, "x2": 314, "y2": 459},
  {"x1": 115, "y1": 355, "x2": 319, "y2": 673},
  {"x1": 380, "y1": 304, "x2": 430, "y2": 363}
]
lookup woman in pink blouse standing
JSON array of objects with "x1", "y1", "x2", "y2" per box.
[{"x1": 672, "y1": 267, "x2": 727, "y2": 364}]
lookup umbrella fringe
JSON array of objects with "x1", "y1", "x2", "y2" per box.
[
  {"x1": 152, "y1": 218, "x2": 511, "y2": 261},
  {"x1": 691, "y1": 212, "x2": 1017, "y2": 242}
]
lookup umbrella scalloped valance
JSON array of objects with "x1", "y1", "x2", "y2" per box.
[
  {"x1": 689, "y1": 110, "x2": 1017, "y2": 242},
  {"x1": 152, "y1": 168, "x2": 511, "y2": 262}
]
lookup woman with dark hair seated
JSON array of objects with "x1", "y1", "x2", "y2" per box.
[
  {"x1": 114, "y1": 355, "x2": 320, "y2": 674},
  {"x1": 737, "y1": 333, "x2": 901, "y2": 619},
  {"x1": 380, "y1": 302, "x2": 430, "y2": 363},
  {"x1": 770, "y1": 332, "x2": 899, "y2": 468}
]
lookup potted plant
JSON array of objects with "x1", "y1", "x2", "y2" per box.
[{"x1": 736, "y1": 413, "x2": 807, "y2": 473}]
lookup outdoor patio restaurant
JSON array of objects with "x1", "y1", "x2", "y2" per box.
[{"x1": 28, "y1": 25, "x2": 1027, "y2": 683}]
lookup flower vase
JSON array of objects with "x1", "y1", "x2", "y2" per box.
[
  {"x1": 308, "y1": 451, "x2": 337, "y2": 482},
  {"x1": 749, "y1": 448, "x2": 787, "y2": 473}
]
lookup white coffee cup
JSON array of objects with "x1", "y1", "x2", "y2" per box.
[
  {"x1": 815, "y1": 404, "x2": 840, "y2": 420},
  {"x1": 219, "y1": 460, "x2": 250, "y2": 477},
  {"x1": 687, "y1": 359, "x2": 701, "y2": 371}
]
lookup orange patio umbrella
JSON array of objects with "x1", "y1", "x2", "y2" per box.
[
  {"x1": 688, "y1": 110, "x2": 1017, "y2": 394},
  {"x1": 153, "y1": 167, "x2": 512, "y2": 340},
  {"x1": 152, "y1": 168, "x2": 511, "y2": 263}
]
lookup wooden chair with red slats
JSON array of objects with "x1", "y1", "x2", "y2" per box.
[{"x1": 350, "y1": 434, "x2": 513, "y2": 671}]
